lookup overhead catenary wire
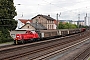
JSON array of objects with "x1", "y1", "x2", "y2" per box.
[
  {"x1": 42, "y1": 0, "x2": 90, "y2": 13},
  {"x1": 2, "y1": 0, "x2": 90, "y2": 21}
]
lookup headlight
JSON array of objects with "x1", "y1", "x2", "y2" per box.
[{"x1": 17, "y1": 36, "x2": 19, "y2": 37}]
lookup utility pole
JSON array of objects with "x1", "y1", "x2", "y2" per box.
[
  {"x1": 78, "y1": 14, "x2": 80, "y2": 28},
  {"x1": 84, "y1": 7, "x2": 87, "y2": 26},
  {"x1": 57, "y1": 13, "x2": 58, "y2": 29},
  {"x1": 56, "y1": 12, "x2": 61, "y2": 29}
]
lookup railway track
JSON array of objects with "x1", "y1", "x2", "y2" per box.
[
  {"x1": 72, "y1": 44, "x2": 90, "y2": 60},
  {"x1": 0, "y1": 30, "x2": 90, "y2": 60},
  {"x1": 0, "y1": 35, "x2": 80, "y2": 60},
  {"x1": 32, "y1": 38, "x2": 90, "y2": 60}
]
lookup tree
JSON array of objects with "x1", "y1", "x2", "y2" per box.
[
  {"x1": 58, "y1": 22, "x2": 77, "y2": 29},
  {"x1": 71, "y1": 24, "x2": 78, "y2": 29},
  {"x1": 0, "y1": 0, "x2": 17, "y2": 43},
  {"x1": 58, "y1": 22, "x2": 64, "y2": 29},
  {"x1": 64, "y1": 23, "x2": 70, "y2": 29},
  {"x1": 0, "y1": 0, "x2": 17, "y2": 30}
]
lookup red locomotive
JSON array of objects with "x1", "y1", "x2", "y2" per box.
[
  {"x1": 15, "y1": 30, "x2": 39, "y2": 44},
  {"x1": 14, "y1": 28, "x2": 86, "y2": 44}
]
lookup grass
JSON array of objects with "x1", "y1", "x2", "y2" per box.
[
  {"x1": 0, "y1": 41, "x2": 13, "y2": 44},
  {"x1": 88, "y1": 57, "x2": 90, "y2": 60}
]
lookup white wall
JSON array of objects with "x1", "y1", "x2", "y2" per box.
[{"x1": 16, "y1": 20, "x2": 25, "y2": 30}]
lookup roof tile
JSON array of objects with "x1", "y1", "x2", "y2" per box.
[{"x1": 19, "y1": 19, "x2": 32, "y2": 24}]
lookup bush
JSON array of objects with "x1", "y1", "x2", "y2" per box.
[
  {"x1": 0, "y1": 27, "x2": 14, "y2": 43},
  {"x1": 58, "y1": 22, "x2": 78, "y2": 29}
]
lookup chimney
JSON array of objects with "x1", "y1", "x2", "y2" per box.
[{"x1": 48, "y1": 15, "x2": 50, "y2": 17}]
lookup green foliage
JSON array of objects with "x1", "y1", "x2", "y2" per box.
[
  {"x1": 0, "y1": 0, "x2": 17, "y2": 19},
  {"x1": 58, "y1": 22, "x2": 78, "y2": 29},
  {"x1": 0, "y1": 19, "x2": 17, "y2": 30},
  {"x1": 0, "y1": 0, "x2": 17, "y2": 31},
  {"x1": 58, "y1": 22, "x2": 64, "y2": 29},
  {"x1": 0, "y1": 0, "x2": 17, "y2": 43},
  {"x1": 0, "y1": 28, "x2": 13, "y2": 43},
  {"x1": 79, "y1": 24, "x2": 89, "y2": 28}
]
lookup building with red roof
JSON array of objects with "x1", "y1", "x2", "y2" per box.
[
  {"x1": 16, "y1": 19, "x2": 32, "y2": 30},
  {"x1": 16, "y1": 14, "x2": 57, "y2": 30},
  {"x1": 19, "y1": 19, "x2": 32, "y2": 24}
]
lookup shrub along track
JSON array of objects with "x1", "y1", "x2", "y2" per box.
[{"x1": 0, "y1": 30, "x2": 90, "y2": 60}]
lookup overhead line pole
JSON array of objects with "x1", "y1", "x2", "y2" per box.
[
  {"x1": 57, "y1": 13, "x2": 58, "y2": 29},
  {"x1": 56, "y1": 12, "x2": 61, "y2": 29},
  {"x1": 78, "y1": 14, "x2": 80, "y2": 28}
]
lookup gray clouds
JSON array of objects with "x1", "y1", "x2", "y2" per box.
[{"x1": 14, "y1": 0, "x2": 90, "y2": 21}]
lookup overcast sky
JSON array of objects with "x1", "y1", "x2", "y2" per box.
[{"x1": 14, "y1": 0, "x2": 90, "y2": 21}]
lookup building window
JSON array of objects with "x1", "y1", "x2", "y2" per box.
[
  {"x1": 47, "y1": 21, "x2": 48, "y2": 23},
  {"x1": 49, "y1": 21, "x2": 50, "y2": 23},
  {"x1": 52, "y1": 25, "x2": 53, "y2": 29},
  {"x1": 39, "y1": 17, "x2": 40, "y2": 19},
  {"x1": 48, "y1": 21, "x2": 49, "y2": 23},
  {"x1": 48, "y1": 25, "x2": 49, "y2": 29},
  {"x1": 52, "y1": 21, "x2": 53, "y2": 23},
  {"x1": 27, "y1": 26, "x2": 29, "y2": 28},
  {"x1": 50, "y1": 25, "x2": 51, "y2": 29}
]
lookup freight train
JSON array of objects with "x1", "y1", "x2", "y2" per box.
[{"x1": 13, "y1": 28, "x2": 86, "y2": 44}]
